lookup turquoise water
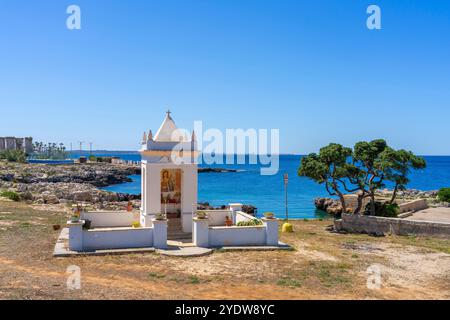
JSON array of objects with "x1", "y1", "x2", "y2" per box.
[{"x1": 71, "y1": 153, "x2": 450, "y2": 219}]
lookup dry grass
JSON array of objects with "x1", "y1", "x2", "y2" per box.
[{"x1": 0, "y1": 198, "x2": 449, "y2": 300}]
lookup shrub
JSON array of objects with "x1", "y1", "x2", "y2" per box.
[
  {"x1": 236, "y1": 219, "x2": 263, "y2": 227},
  {"x1": 0, "y1": 191, "x2": 21, "y2": 202},
  {"x1": 0, "y1": 150, "x2": 26, "y2": 163},
  {"x1": 382, "y1": 203, "x2": 399, "y2": 217},
  {"x1": 437, "y1": 188, "x2": 450, "y2": 202},
  {"x1": 263, "y1": 212, "x2": 274, "y2": 219},
  {"x1": 364, "y1": 201, "x2": 399, "y2": 217},
  {"x1": 196, "y1": 211, "x2": 208, "y2": 219}
]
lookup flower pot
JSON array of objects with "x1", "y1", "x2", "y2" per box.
[{"x1": 83, "y1": 219, "x2": 92, "y2": 230}]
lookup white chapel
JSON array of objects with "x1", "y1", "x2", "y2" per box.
[{"x1": 139, "y1": 111, "x2": 198, "y2": 235}]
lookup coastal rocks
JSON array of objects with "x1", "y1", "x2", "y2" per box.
[
  {"x1": 0, "y1": 162, "x2": 139, "y2": 187},
  {"x1": 314, "y1": 197, "x2": 343, "y2": 215},
  {"x1": 197, "y1": 202, "x2": 257, "y2": 216},
  {"x1": 375, "y1": 188, "x2": 438, "y2": 199},
  {"x1": 42, "y1": 191, "x2": 60, "y2": 204},
  {"x1": 6, "y1": 181, "x2": 118, "y2": 205},
  {"x1": 241, "y1": 205, "x2": 257, "y2": 215},
  {"x1": 0, "y1": 162, "x2": 249, "y2": 211}
]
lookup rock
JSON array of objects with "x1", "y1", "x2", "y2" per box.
[
  {"x1": 33, "y1": 198, "x2": 44, "y2": 204},
  {"x1": 41, "y1": 191, "x2": 60, "y2": 204},
  {"x1": 73, "y1": 191, "x2": 93, "y2": 202},
  {"x1": 314, "y1": 197, "x2": 342, "y2": 215},
  {"x1": 242, "y1": 205, "x2": 257, "y2": 215},
  {"x1": 20, "y1": 191, "x2": 33, "y2": 201},
  {"x1": 197, "y1": 202, "x2": 257, "y2": 215}
]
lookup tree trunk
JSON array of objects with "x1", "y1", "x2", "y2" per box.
[
  {"x1": 370, "y1": 193, "x2": 376, "y2": 216},
  {"x1": 338, "y1": 193, "x2": 347, "y2": 215},
  {"x1": 389, "y1": 184, "x2": 399, "y2": 204},
  {"x1": 354, "y1": 194, "x2": 364, "y2": 214}
]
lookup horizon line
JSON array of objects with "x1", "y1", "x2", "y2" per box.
[{"x1": 67, "y1": 150, "x2": 450, "y2": 157}]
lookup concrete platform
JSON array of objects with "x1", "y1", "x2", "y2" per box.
[
  {"x1": 156, "y1": 246, "x2": 213, "y2": 257},
  {"x1": 54, "y1": 229, "x2": 293, "y2": 258},
  {"x1": 53, "y1": 228, "x2": 155, "y2": 257},
  {"x1": 405, "y1": 207, "x2": 450, "y2": 224},
  {"x1": 215, "y1": 242, "x2": 293, "y2": 251}
]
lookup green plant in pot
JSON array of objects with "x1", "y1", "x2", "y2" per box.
[
  {"x1": 263, "y1": 212, "x2": 275, "y2": 219},
  {"x1": 196, "y1": 210, "x2": 208, "y2": 219},
  {"x1": 155, "y1": 212, "x2": 166, "y2": 220}
]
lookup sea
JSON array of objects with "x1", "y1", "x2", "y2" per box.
[{"x1": 69, "y1": 152, "x2": 450, "y2": 219}]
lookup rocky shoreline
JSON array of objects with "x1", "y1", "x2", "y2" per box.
[{"x1": 0, "y1": 162, "x2": 253, "y2": 213}]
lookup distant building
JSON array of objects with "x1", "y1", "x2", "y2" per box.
[{"x1": 0, "y1": 137, "x2": 33, "y2": 154}]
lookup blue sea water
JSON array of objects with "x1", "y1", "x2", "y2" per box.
[{"x1": 70, "y1": 153, "x2": 450, "y2": 219}]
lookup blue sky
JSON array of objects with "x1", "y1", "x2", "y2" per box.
[{"x1": 0, "y1": 0, "x2": 449, "y2": 154}]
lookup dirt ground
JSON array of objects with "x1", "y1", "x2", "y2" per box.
[{"x1": 0, "y1": 199, "x2": 449, "y2": 300}]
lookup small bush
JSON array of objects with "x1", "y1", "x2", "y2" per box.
[
  {"x1": 0, "y1": 150, "x2": 26, "y2": 163},
  {"x1": 437, "y1": 188, "x2": 450, "y2": 202},
  {"x1": 263, "y1": 212, "x2": 274, "y2": 219},
  {"x1": 0, "y1": 191, "x2": 20, "y2": 202},
  {"x1": 364, "y1": 201, "x2": 399, "y2": 217},
  {"x1": 236, "y1": 219, "x2": 263, "y2": 227}
]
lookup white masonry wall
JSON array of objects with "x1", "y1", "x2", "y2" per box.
[
  {"x1": 83, "y1": 227, "x2": 154, "y2": 251},
  {"x1": 209, "y1": 226, "x2": 267, "y2": 247},
  {"x1": 140, "y1": 162, "x2": 198, "y2": 233},
  {"x1": 81, "y1": 211, "x2": 140, "y2": 228}
]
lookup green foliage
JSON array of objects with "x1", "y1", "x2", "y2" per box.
[
  {"x1": 30, "y1": 142, "x2": 68, "y2": 160},
  {"x1": 236, "y1": 219, "x2": 263, "y2": 227},
  {"x1": 196, "y1": 211, "x2": 208, "y2": 219},
  {"x1": 298, "y1": 144, "x2": 353, "y2": 184},
  {"x1": 277, "y1": 278, "x2": 302, "y2": 288},
  {"x1": 189, "y1": 276, "x2": 201, "y2": 284},
  {"x1": 298, "y1": 139, "x2": 426, "y2": 215},
  {"x1": 437, "y1": 188, "x2": 450, "y2": 202},
  {"x1": 0, "y1": 191, "x2": 21, "y2": 202},
  {"x1": 0, "y1": 150, "x2": 26, "y2": 163},
  {"x1": 364, "y1": 202, "x2": 399, "y2": 217},
  {"x1": 88, "y1": 155, "x2": 97, "y2": 162},
  {"x1": 263, "y1": 212, "x2": 274, "y2": 219}
]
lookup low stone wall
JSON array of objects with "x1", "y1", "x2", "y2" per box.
[
  {"x1": 335, "y1": 214, "x2": 450, "y2": 237},
  {"x1": 235, "y1": 211, "x2": 255, "y2": 223},
  {"x1": 67, "y1": 218, "x2": 167, "y2": 251},
  {"x1": 83, "y1": 227, "x2": 154, "y2": 250},
  {"x1": 209, "y1": 226, "x2": 266, "y2": 247},
  {"x1": 343, "y1": 195, "x2": 428, "y2": 214},
  {"x1": 193, "y1": 218, "x2": 279, "y2": 248},
  {"x1": 398, "y1": 199, "x2": 428, "y2": 213},
  {"x1": 81, "y1": 211, "x2": 140, "y2": 228},
  {"x1": 204, "y1": 210, "x2": 231, "y2": 226}
]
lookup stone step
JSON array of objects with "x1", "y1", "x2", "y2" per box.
[{"x1": 168, "y1": 232, "x2": 192, "y2": 240}]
